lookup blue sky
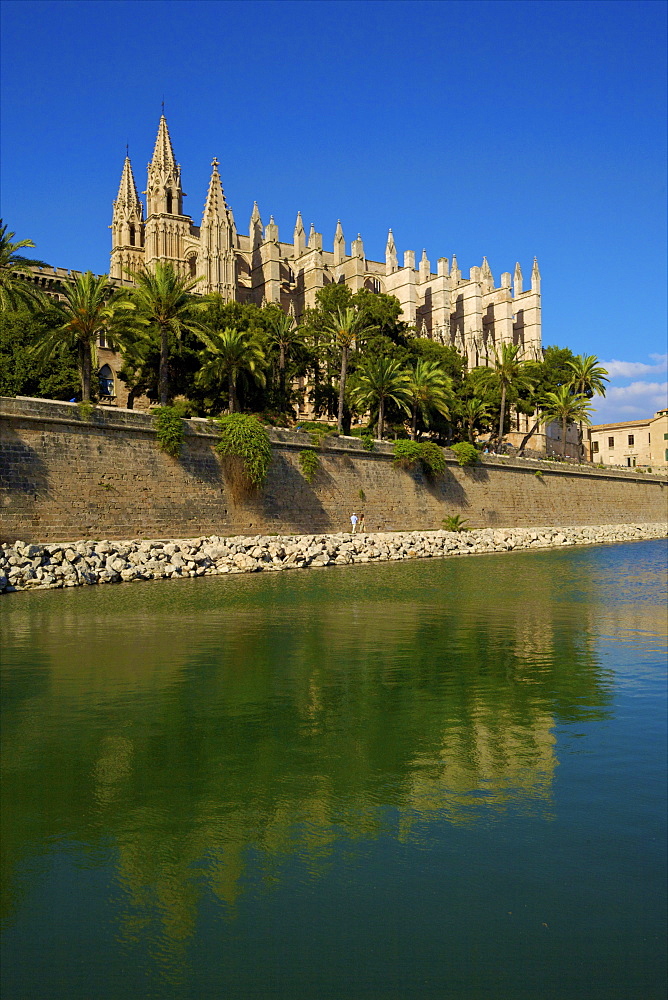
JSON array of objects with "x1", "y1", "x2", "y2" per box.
[{"x1": 1, "y1": 0, "x2": 666, "y2": 422}]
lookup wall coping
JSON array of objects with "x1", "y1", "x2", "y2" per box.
[{"x1": 2, "y1": 395, "x2": 667, "y2": 485}]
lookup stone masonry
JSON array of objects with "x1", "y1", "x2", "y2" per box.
[{"x1": 1, "y1": 397, "x2": 666, "y2": 545}]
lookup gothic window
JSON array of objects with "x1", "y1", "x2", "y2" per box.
[
  {"x1": 188, "y1": 255, "x2": 197, "y2": 278},
  {"x1": 98, "y1": 364, "x2": 115, "y2": 398},
  {"x1": 166, "y1": 190, "x2": 173, "y2": 214},
  {"x1": 129, "y1": 225, "x2": 135, "y2": 247}
]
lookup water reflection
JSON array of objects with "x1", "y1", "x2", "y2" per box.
[{"x1": 1, "y1": 541, "x2": 665, "y2": 995}]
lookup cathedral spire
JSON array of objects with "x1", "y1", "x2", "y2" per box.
[
  {"x1": 293, "y1": 211, "x2": 305, "y2": 257},
  {"x1": 114, "y1": 156, "x2": 143, "y2": 219},
  {"x1": 481, "y1": 255, "x2": 493, "y2": 292},
  {"x1": 385, "y1": 229, "x2": 397, "y2": 273},
  {"x1": 419, "y1": 247, "x2": 431, "y2": 282},
  {"x1": 199, "y1": 156, "x2": 237, "y2": 297},
  {"x1": 250, "y1": 201, "x2": 263, "y2": 249},
  {"x1": 334, "y1": 219, "x2": 346, "y2": 265},
  {"x1": 531, "y1": 257, "x2": 541, "y2": 293},
  {"x1": 150, "y1": 114, "x2": 178, "y2": 174},
  {"x1": 202, "y1": 157, "x2": 224, "y2": 223},
  {"x1": 110, "y1": 155, "x2": 145, "y2": 280},
  {"x1": 265, "y1": 215, "x2": 279, "y2": 242},
  {"x1": 146, "y1": 114, "x2": 183, "y2": 216},
  {"x1": 451, "y1": 253, "x2": 461, "y2": 284},
  {"x1": 513, "y1": 261, "x2": 523, "y2": 296}
]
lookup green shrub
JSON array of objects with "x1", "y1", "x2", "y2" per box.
[
  {"x1": 361, "y1": 434, "x2": 375, "y2": 452},
  {"x1": 76, "y1": 401, "x2": 96, "y2": 422},
  {"x1": 534, "y1": 469, "x2": 544, "y2": 478},
  {"x1": 393, "y1": 440, "x2": 447, "y2": 478},
  {"x1": 450, "y1": 442, "x2": 480, "y2": 466},
  {"x1": 299, "y1": 449, "x2": 320, "y2": 483},
  {"x1": 393, "y1": 440, "x2": 424, "y2": 468},
  {"x1": 358, "y1": 488, "x2": 366, "y2": 502},
  {"x1": 216, "y1": 414, "x2": 272, "y2": 493},
  {"x1": 442, "y1": 514, "x2": 470, "y2": 532},
  {"x1": 420, "y1": 442, "x2": 447, "y2": 477},
  {"x1": 153, "y1": 405, "x2": 185, "y2": 457}
]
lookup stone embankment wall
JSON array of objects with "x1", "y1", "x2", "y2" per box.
[
  {"x1": 1, "y1": 396, "x2": 667, "y2": 544},
  {"x1": 2, "y1": 523, "x2": 666, "y2": 594}
]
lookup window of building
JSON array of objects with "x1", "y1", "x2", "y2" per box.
[
  {"x1": 166, "y1": 190, "x2": 173, "y2": 214},
  {"x1": 98, "y1": 332, "x2": 108, "y2": 349},
  {"x1": 592, "y1": 441, "x2": 599, "y2": 453},
  {"x1": 188, "y1": 255, "x2": 197, "y2": 278},
  {"x1": 98, "y1": 364, "x2": 115, "y2": 398},
  {"x1": 626, "y1": 457, "x2": 636, "y2": 467},
  {"x1": 628, "y1": 434, "x2": 634, "y2": 446},
  {"x1": 664, "y1": 433, "x2": 668, "y2": 440},
  {"x1": 129, "y1": 224, "x2": 135, "y2": 247},
  {"x1": 608, "y1": 437, "x2": 615, "y2": 448}
]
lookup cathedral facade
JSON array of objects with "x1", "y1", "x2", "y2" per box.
[{"x1": 111, "y1": 116, "x2": 542, "y2": 369}]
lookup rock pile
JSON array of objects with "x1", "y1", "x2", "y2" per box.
[{"x1": 1, "y1": 523, "x2": 666, "y2": 594}]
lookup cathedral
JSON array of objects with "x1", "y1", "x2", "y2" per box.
[{"x1": 111, "y1": 116, "x2": 542, "y2": 369}]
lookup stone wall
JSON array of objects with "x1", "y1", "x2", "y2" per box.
[{"x1": 1, "y1": 396, "x2": 666, "y2": 544}]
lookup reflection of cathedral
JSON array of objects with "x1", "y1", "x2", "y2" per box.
[{"x1": 111, "y1": 116, "x2": 543, "y2": 368}]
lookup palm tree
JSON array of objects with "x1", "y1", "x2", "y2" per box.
[
  {"x1": 32, "y1": 271, "x2": 123, "y2": 402},
  {"x1": 266, "y1": 310, "x2": 304, "y2": 411},
  {"x1": 567, "y1": 354, "x2": 609, "y2": 460},
  {"x1": 540, "y1": 385, "x2": 594, "y2": 458},
  {"x1": 0, "y1": 221, "x2": 48, "y2": 311},
  {"x1": 473, "y1": 343, "x2": 537, "y2": 450},
  {"x1": 350, "y1": 356, "x2": 411, "y2": 440},
  {"x1": 406, "y1": 359, "x2": 453, "y2": 439},
  {"x1": 462, "y1": 396, "x2": 493, "y2": 444},
  {"x1": 125, "y1": 262, "x2": 202, "y2": 405},
  {"x1": 196, "y1": 326, "x2": 266, "y2": 413},
  {"x1": 325, "y1": 306, "x2": 371, "y2": 432}
]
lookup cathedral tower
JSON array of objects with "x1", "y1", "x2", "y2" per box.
[
  {"x1": 198, "y1": 157, "x2": 237, "y2": 297},
  {"x1": 143, "y1": 115, "x2": 191, "y2": 272},
  {"x1": 110, "y1": 155, "x2": 145, "y2": 280}
]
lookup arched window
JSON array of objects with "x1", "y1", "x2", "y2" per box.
[
  {"x1": 166, "y1": 190, "x2": 173, "y2": 214},
  {"x1": 188, "y1": 255, "x2": 197, "y2": 278},
  {"x1": 98, "y1": 364, "x2": 115, "y2": 398},
  {"x1": 129, "y1": 224, "x2": 135, "y2": 247}
]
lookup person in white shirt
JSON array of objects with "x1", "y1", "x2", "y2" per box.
[{"x1": 350, "y1": 512, "x2": 358, "y2": 533}]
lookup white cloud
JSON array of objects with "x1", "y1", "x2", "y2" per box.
[
  {"x1": 590, "y1": 381, "x2": 668, "y2": 425},
  {"x1": 601, "y1": 354, "x2": 667, "y2": 379}
]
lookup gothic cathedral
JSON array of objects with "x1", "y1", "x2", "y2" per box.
[{"x1": 111, "y1": 116, "x2": 542, "y2": 367}]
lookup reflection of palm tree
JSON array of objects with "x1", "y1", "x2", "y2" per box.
[
  {"x1": 350, "y1": 355, "x2": 411, "y2": 439},
  {"x1": 406, "y1": 360, "x2": 453, "y2": 439},
  {"x1": 196, "y1": 326, "x2": 265, "y2": 412},
  {"x1": 0, "y1": 221, "x2": 48, "y2": 311}
]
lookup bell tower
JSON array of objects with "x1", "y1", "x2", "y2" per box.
[
  {"x1": 110, "y1": 153, "x2": 145, "y2": 279},
  {"x1": 143, "y1": 115, "x2": 191, "y2": 272}
]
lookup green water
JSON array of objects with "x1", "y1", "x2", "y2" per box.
[{"x1": 1, "y1": 540, "x2": 666, "y2": 1000}]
